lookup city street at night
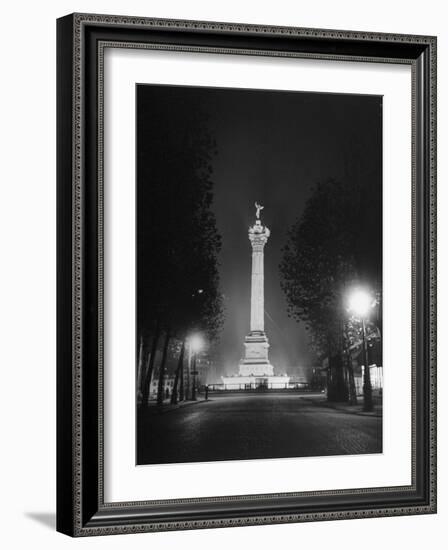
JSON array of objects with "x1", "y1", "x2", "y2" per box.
[{"x1": 137, "y1": 392, "x2": 382, "y2": 465}]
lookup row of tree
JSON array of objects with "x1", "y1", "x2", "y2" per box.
[
  {"x1": 279, "y1": 178, "x2": 382, "y2": 402},
  {"x1": 136, "y1": 88, "x2": 224, "y2": 408}
]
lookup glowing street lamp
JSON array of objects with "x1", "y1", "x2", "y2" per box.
[
  {"x1": 189, "y1": 334, "x2": 204, "y2": 354},
  {"x1": 348, "y1": 290, "x2": 375, "y2": 318},
  {"x1": 188, "y1": 334, "x2": 204, "y2": 401},
  {"x1": 348, "y1": 289, "x2": 375, "y2": 412}
]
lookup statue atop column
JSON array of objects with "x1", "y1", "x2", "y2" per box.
[
  {"x1": 249, "y1": 202, "x2": 270, "y2": 242},
  {"x1": 255, "y1": 201, "x2": 264, "y2": 219}
]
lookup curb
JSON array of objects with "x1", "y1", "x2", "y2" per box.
[
  {"x1": 304, "y1": 397, "x2": 382, "y2": 418},
  {"x1": 139, "y1": 399, "x2": 211, "y2": 415}
]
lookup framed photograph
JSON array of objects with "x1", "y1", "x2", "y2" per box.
[{"x1": 57, "y1": 13, "x2": 437, "y2": 536}]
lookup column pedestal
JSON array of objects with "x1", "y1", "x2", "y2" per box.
[{"x1": 238, "y1": 332, "x2": 274, "y2": 376}]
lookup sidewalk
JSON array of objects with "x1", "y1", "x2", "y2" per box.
[
  {"x1": 138, "y1": 396, "x2": 210, "y2": 415},
  {"x1": 302, "y1": 393, "x2": 382, "y2": 417}
]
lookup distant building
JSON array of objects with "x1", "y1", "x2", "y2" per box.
[
  {"x1": 353, "y1": 364, "x2": 383, "y2": 395},
  {"x1": 195, "y1": 351, "x2": 216, "y2": 386},
  {"x1": 287, "y1": 376, "x2": 310, "y2": 389},
  {"x1": 149, "y1": 375, "x2": 176, "y2": 399},
  {"x1": 349, "y1": 339, "x2": 383, "y2": 395}
]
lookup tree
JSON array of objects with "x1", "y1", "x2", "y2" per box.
[
  {"x1": 171, "y1": 338, "x2": 186, "y2": 404},
  {"x1": 279, "y1": 178, "x2": 381, "y2": 401},
  {"x1": 156, "y1": 328, "x2": 172, "y2": 408},
  {"x1": 141, "y1": 322, "x2": 161, "y2": 405},
  {"x1": 136, "y1": 87, "x2": 224, "y2": 407}
]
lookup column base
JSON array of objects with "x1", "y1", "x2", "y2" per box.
[{"x1": 239, "y1": 331, "x2": 274, "y2": 376}]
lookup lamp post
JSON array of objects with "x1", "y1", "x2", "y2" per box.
[
  {"x1": 188, "y1": 334, "x2": 204, "y2": 401},
  {"x1": 348, "y1": 289, "x2": 374, "y2": 412},
  {"x1": 186, "y1": 342, "x2": 192, "y2": 400},
  {"x1": 191, "y1": 353, "x2": 198, "y2": 401}
]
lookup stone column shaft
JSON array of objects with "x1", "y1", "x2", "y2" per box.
[{"x1": 250, "y1": 245, "x2": 265, "y2": 332}]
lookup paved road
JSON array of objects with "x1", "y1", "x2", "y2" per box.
[{"x1": 137, "y1": 393, "x2": 382, "y2": 465}]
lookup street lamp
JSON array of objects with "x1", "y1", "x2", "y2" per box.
[
  {"x1": 348, "y1": 289, "x2": 375, "y2": 412},
  {"x1": 188, "y1": 334, "x2": 204, "y2": 401}
]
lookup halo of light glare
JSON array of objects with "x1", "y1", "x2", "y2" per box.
[
  {"x1": 189, "y1": 334, "x2": 204, "y2": 353},
  {"x1": 348, "y1": 289, "x2": 373, "y2": 317}
]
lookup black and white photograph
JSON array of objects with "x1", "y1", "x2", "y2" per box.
[{"x1": 136, "y1": 83, "x2": 383, "y2": 465}]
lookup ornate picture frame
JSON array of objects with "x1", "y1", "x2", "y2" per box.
[{"x1": 57, "y1": 13, "x2": 436, "y2": 536}]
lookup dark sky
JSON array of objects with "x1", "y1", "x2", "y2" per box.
[{"x1": 137, "y1": 84, "x2": 382, "y2": 380}]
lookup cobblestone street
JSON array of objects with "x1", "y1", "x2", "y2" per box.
[{"x1": 137, "y1": 392, "x2": 382, "y2": 464}]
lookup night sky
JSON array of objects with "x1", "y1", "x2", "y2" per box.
[{"x1": 137, "y1": 84, "x2": 382, "y2": 381}]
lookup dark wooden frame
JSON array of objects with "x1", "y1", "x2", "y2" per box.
[{"x1": 57, "y1": 13, "x2": 437, "y2": 536}]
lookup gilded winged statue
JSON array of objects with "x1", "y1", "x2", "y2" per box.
[{"x1": 255, "y1": 202, "x2": 264, "y2": 219}]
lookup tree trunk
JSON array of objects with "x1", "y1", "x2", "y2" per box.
[
  {"x1": 136, "y1": 333, "x2": 146, "y2": 405},
  {"x1": 171, "y1": 338, "x2": 186, "y2": 405},
  {"x1": 346, "y1": 354, "x2": 358, "y2": 405},
  {"x1": 328, "y1": 352, "x2": 349, "y2": 402},
  {"x1": 156, "y1": 328, "x2": 171, "y2": 408},
  {"x1": 141, "y1": 322, "x2": 161, "y2": 406},
  {"x1": 179, "y1": 349, "x2": 185, "y2": 402}
]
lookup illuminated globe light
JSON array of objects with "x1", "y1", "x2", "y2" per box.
[
  {"x1": 348, "y1": 289, "x2": 374, "y2": 317},
  {"x1": 189, "y1": 334, "x2": 204, "y2": 353}
]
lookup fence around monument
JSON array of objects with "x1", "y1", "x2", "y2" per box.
[{"x1": 204, "y1": 382, "x2": 317, "y2": 392}]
